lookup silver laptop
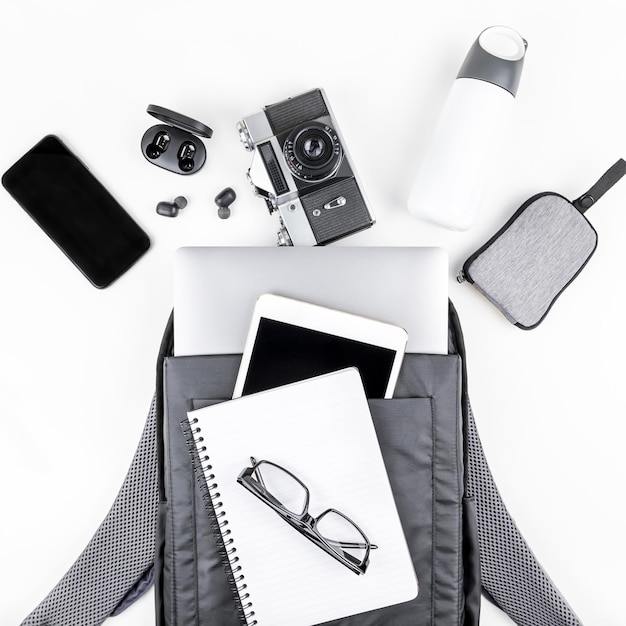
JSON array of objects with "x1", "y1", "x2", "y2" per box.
[{"x1": 174, "y1": 247, "x2": 448, "y2": 356}]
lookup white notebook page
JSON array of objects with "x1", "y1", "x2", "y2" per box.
[{"x1": 188, "y1": 368, "x2": 418, "y2": 626}]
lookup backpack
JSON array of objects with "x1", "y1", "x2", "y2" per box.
[{"x1": 20, "y1": 303, "x2": 582, "y2": 626}]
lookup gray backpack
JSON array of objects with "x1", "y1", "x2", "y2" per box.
[{"x1": 21, "y1": 304, "x2": 582, "y2": 626}]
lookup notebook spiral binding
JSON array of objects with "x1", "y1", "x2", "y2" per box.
[{"x1": 181, "y1": 416, "x2": 258, "y2": 626}]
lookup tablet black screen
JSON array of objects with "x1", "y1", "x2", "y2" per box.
[{"x1": 240, "y1": 318, "x2": 396, "y2": 398}]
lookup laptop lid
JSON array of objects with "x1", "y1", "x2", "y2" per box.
[{"x1": 173, "y1": 246, "x2": 448, "y2": 355}]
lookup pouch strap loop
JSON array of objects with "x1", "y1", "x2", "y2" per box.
[{"x1": 573, "y1": 158, "x2": 626, "y2": 213}]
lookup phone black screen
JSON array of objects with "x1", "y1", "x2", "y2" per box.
[
  {"x1": 241, "y1": 318, "x2": 396, "y2": 397},
  {"x1": 2, "y1": 135, "x2": 150, "y2": 288}
]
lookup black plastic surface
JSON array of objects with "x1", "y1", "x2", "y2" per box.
[
  {"x1": 146, "y1": 104, "x2": 213, "y2": 138},
  {"x1": 141, "y1": 124, "x2": 207, "y2": 175}
]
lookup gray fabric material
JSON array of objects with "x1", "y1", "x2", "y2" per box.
[
  {"x1": 467, "y1": 195, "x2": 597, "y2": 327},
  {"x1": 19, "y1": 336, "x2": 584, "y2": 626},
  {"x1": 465, "y1": 400, "x2": 583, "y2": 626},
  {"x1": 161, "y1": 356, "x2": 240, "y2": 626},
  {"x1": 21, "y1": 396, "x2": 160, "y2": 626},
  {"x1": 110, "y1": 565, "x2": 155, "y2": 616},
  {"x1": 161, "y1": 353, "x2": 465, "y2": 626}
]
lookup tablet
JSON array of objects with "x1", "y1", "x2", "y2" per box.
[{"x1": 232, "y1": 294, "x2": 408, "y2": 399}]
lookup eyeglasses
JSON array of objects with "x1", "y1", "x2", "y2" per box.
[{"x1": 237, "y1": 457, "x2": 377, "y2": 575}]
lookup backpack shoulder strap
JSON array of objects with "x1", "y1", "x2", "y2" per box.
[
  {"x1": 449, "y1": 302, "x2": 583, "y2": 626},
  {"x1": 19, "y1": 313, "x2": 174, "y2": 626}
]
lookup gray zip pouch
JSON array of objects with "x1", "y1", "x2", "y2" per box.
[{"x1": 459, "y1": 159, "x2": 626, "y2": 329}]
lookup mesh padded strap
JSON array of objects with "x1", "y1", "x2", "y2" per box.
[
  {"x1": 465, "y1": 400, "x2": 582, "y2": 626},
  {"x1": 21, "y1": 396, "x2": 160, "y2": 626}
]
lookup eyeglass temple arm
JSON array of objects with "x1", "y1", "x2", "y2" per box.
[
  {"x1": 325, "y1": 538, "x2": 378, "y2": 550},
  {"x1": 294, "y1": 514, "x2": 377, "y2": 551}
]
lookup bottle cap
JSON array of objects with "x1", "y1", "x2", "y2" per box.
[{"x1": 457, "y1": 26, "x2": 527, "y2": 97}]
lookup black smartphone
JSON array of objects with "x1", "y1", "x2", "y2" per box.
[{"x1": 2, "y1": 135, "x2": 150, "y2": 288}]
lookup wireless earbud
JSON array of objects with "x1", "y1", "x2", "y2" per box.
[
  {"x1": 156, "y1": 196, "x2": 187, "y2": 217},
  {"x1": 177, "y1": 141, "x2": 196, "y2": 173},
  {"x1": 215, "y1": 187, "x2": 236, "y2": 219},
  {"x1": 145, "y1": 131, "x2": 170, "y2": 159}
]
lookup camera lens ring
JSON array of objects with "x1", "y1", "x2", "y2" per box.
[{"x1": 284, "y1": 122, "x2": 342, "y2": 182}]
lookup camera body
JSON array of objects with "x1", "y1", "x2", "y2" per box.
[{"x1": 237, "y1": 88, "x2": 375, "y2": 246}]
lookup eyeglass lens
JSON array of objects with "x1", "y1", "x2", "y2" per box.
[
  {"x1": 316, "y1": 510, "x2": 369, "y2": 565},
  {"x1": 254, "y1": 461, "x2": 307, "y2": 516}
]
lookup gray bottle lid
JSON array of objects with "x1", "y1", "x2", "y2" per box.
[{"x1": 457, "y1": 26, "x2": 527, "y2": 97}]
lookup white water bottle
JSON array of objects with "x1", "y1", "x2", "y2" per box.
[{"x1": 408, "y1": 26, "x2": 527, "y2": 231}]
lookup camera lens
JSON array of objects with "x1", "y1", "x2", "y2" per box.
[
  {"x1": 302, "y1": 136, "x2": 325, "y2": 160},
  {"x1": 284, "y1": 122, "x2": 342, "y2": 182}
]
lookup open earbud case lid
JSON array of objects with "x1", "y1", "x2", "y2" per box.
[{"x1": 146, "y1": 105, "x2": 213, "y2": 139}]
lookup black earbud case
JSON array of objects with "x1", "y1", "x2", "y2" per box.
[{"x1": 141, "y1": 105, "x2": 213, "y2": 175}]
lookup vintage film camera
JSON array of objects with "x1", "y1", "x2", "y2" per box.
[{"x1": 237, "y1": 89, "x2": 375, "y2": 246}]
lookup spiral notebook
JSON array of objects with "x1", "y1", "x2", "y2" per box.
[{"x1": 183, "y1": 368, "x2": 418, "y2": 626}]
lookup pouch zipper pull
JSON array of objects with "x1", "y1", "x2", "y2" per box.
[{"x1": 457, "y1": 270, "x2": 466, "y2": 283}]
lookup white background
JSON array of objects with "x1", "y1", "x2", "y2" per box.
[{"x1": 1, "y1": 1, "x2": 625, "y2": 624}]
